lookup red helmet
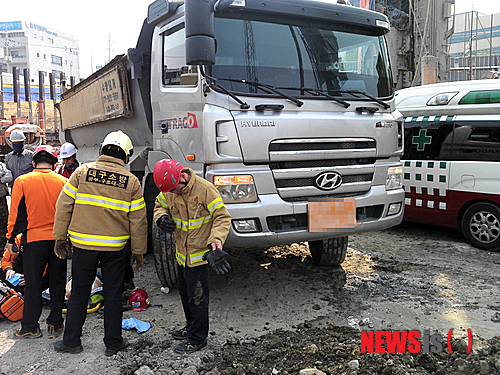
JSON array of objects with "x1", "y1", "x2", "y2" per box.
[
  {"x1": 128, "y1": 288, "x2": 150, "y2": 311},
  {"x1": 33, "y1": 145, "x2": 58, "y2": 165},
  {"x1": 153, "y1": 159, "x2": 184, "y2": 192}
]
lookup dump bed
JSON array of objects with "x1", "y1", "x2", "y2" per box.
[{"x1": 59, "y1": 54, "x2": 153, "y2": 169}]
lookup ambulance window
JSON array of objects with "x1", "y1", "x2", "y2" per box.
[
  {"x1": 469, "y1": 128, "x2": 500, "y2": 143},
  {"x1": 403, "y1": 122, "x2": 454, "y2": 160},
  {"x1": 455, "y1": 127, "x2": 500, "y2": 162},
  {"x1": 162, "y1": 25, "x2": 198, "y2": 86}
]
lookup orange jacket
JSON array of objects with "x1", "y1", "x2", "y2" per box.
[
  {"x1": 1, "y1": 235, "x2": 22, "y2": 272},
  {"x1": 7, "y1": 168, "x2": 67, "y2": 244}
]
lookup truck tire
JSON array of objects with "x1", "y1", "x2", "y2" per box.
[
  {"x1": 461, "y1": 202, "x2": 500, "y2": 251},
  {"x1": 308, "y1": 236, "x2": 348, "y2": 266},
  {"x1": 152, "y1": 221, "x2": 178, "y2": 288}
]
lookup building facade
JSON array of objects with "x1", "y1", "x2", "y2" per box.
[{"x1": 0, "y1": 21, "x2": 80, "y2": 83}]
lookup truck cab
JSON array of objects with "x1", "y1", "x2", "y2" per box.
[{"x1": 60, "y1": 0, "x2": 405, "y2": 287}]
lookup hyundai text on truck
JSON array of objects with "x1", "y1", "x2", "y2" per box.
[{"x1": 58, "y1": 0, "x2": 405, "y2": 287}]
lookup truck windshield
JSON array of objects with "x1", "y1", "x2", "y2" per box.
[{"x1": 211, "y1": 16, "x2": 393, "y2": 99}]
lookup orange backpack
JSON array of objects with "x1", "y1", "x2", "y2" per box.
[{"x1": 0, "y1": 281, "x2": 24, "y2": 322}]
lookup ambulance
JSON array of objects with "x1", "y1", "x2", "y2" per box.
[{"x1": 396, "y1": 79, "x2": 500, "y2": 251}]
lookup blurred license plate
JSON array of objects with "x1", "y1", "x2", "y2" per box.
[{"x1": 308, "y1": 198, "x2": 357, "y2": 232}]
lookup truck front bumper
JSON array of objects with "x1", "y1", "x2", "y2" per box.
[{"x1": 224, "y1": 185, "x2": 404, "y2": 248}]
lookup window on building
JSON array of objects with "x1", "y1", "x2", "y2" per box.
[
  {"x1": 51, "y1": 55, "x2": 63, "y2": 66},
  {"x1": 44, "y1": 54, "x2": 47, "y2": 59},
  {"x1": 37, "y1": 52, "x2": 40, "y2": 58},
  {"x1": 48, "y1": 38, "x2": 54, "y2": 44},
  {"x1": 34, "y1": 33, "x2": 37, "y2": 39},
  {"x1": 40, "y1": 36, "x2": 44, "y2": 41},
  {"x1": 8, "y1": 32, "x2": 25, "y2": 38},
  {"x1": 11, "y1": 51, "x2": 20, "y2": 57},
  {"x1": 52, "y1": 70, "x2": 62, "y2": 79}
]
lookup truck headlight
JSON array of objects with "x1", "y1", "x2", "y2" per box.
[
  {"x1": 386, "y1": 166, "x2": 403, "y2": 190},
  {"x1": 214, "y1": 175, "x2": 258, "y2": 203}
]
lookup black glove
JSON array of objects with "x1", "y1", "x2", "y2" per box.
[
  {"x1": 54, "y1": 240, "x2": 71, "y2": 259},
  {"x1": 157, "y1": 215, "x2": 176, "y2": 233},
  {"x1": 203, "y1": 248, "x2": 231, "y2": 275}
]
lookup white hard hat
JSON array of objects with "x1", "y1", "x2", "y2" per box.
[
  {"x1": 10, "y1": 129, "x2": 26, "y2": 142},
  {"x1": 60, "y1": 142, "x2": 77, "y2": 159},
  {"x1": 100, "y1": 130, "x2": 134, "y2": 162}
]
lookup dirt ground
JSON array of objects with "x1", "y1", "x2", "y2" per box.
[{"x1": 1, "y1": 221, "x2": 500, "y2": 375}]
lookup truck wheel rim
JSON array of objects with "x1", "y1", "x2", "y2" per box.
[{"x1": 469, "y1": 210, "x2": 500, "y2": 244}]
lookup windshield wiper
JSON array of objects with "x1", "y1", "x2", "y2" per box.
[
  {"x1": 332, "y1": 90, "x2": 390, "y2": 110},
  {"x1": 199, "y1": 66, "x2": 250, "y2": 109},
  {"x1": 217, "y1": 78, "x2": 304, "y2": 107}
]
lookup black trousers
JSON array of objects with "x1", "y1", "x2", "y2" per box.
[
  {"x1": 63, "y1": 246, "x2": 125, "y2": 349},
  {"x1": 177, "y1": 263, "x2": 210, "y2": 344},
  {"x1": 22, "y1": 240, "x2": 67, "y2": 331}
]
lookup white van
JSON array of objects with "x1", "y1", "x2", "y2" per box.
[{"x1": 396, "y1": 79, "x2": 500, "y2": 251}]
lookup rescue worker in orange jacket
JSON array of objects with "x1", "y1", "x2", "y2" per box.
[
  {"x1": 6, "y1": 145, "x2": 68, "y2": 339},
  {"x1": 153, "y1": 159, "x2": 231, "y2": 353},
  {"x1": 52, "y1": 130, "x2": 147, "y2": 356}
]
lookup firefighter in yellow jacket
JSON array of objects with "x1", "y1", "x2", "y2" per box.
[
  {"x1": 52, "y1": 131, "x2": 147, "y2": 356},
  {"x1": 153, "y1": 159, "x2": 231, "y2": 354}
]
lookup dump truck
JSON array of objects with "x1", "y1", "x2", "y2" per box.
[{"x1": 58, "y1": 0, "x2": 405, "y2": 287}]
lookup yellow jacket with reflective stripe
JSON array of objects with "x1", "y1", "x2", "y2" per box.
[
  {"x1": 53, "y1": 155, "x2": 147, "y2": 254},
  {"x1": 153, "y1": 169, "x2": 231, "y2": 267}
]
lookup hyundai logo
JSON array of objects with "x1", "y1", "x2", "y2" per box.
[{"x1": 315, "y1": 171, "x2": 343, "y2": 190}]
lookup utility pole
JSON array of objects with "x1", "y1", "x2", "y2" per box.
[
  {"x1": 469, "y1": 10, "x2": 473, "y2": 80},
  {"x1": 105, "y1": 35, "x2": 114, "y2": 65}
]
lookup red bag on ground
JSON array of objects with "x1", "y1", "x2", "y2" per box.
[{"x1": 0, "y1": 281, "x2": 24, "y2": 322}]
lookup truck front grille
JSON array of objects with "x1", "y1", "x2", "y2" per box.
[{"x1": 269, "y1": 138, "x2": 376, "y2": 202}]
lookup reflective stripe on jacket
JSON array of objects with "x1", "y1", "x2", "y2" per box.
[
  {"x1": 153, "y1": 169, "x2": 231, "y2": 267},
  {"x1": 53, "y1": 155, "x2": 147, "y2": 254}
]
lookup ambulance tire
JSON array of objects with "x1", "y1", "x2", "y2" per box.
[
  {"x1": 308, "y1": 236, "x2": 348, "y2": 266},
  {"x1": 461, "y1": 202, "x2": 500, "y2": 251},
  {"x1": 152, "y1": 221, "x2": 179, "y2": 288}
]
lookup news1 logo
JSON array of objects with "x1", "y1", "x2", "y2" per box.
[{"x1": 360, "y1": 329, "x2": 472, "y2": 354}]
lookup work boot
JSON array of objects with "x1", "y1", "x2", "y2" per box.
[
  {"x1": 171, "y1": 326, "x2": 189, "y2": 340},
  {"x1": 54, "y1": 340, "x2": 84, "y2": 354},
  {"x1": 13, "y1": 327, "x2": 42, "y2": 339},
  {"x1": 174, "y1": 340, "x2": 207, "y2": 354},
  {"x1": 105, "y1": 338, "x2": 129, "y2": 357},
  {"x1": 48, "y1": 324, "x2": 64, "y2": 339}
]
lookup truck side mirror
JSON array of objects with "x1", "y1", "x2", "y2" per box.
[{"x1": 185, "y1": 0, "x2": 216, "y2": 66}]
